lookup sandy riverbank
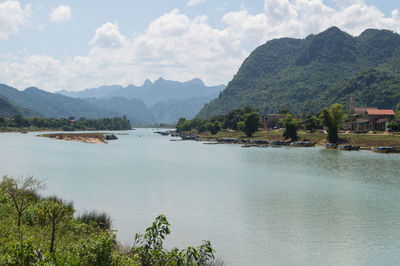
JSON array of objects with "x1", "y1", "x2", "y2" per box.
[{"x1": 38, "y1": 133, "x2": 106, "y2": 143}]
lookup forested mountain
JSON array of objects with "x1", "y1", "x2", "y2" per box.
[
  {"x1": 0, "y1": 84, "x2": 118, "y2": 119},
  {"x1": 197, "y1": 27, "x2": 400, "y2": 118},
  {"x1": 0, "y1": 95, "x2": 37, "y2": 118}
]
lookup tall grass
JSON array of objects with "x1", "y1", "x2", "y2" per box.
[{"x1": 77, "y1": 210, "x2": 112, "y2": 230}]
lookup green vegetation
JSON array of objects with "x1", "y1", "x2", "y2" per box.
[
  {"x1": 0, "y1": 95, "x2": 38, "y2": 118},
  {"x1": 319, "y1": 104, "x2": 347, "y2": 142},
  {"x1": 388, "y1": 105, "x2": 400, "y2": 131},
  {"x1": 77, "y1": 210, "x2": 112, "y2": 230},
  {"x1": 243, "y1": 112, "x2": 261, "y2": 137},
  {"x1": 132, "y1": 215, "x2": 215, "y2": 265},
  {"x1": 282, "y1": 114, "x2": 301, "y2": 140},
  {"x1": 0, "y1": 84, "x2": 118, "y2": 120},
  {"x1": 0, "y1": 115, "x2": 131, "y2": 131},
  {"x1": 197, "y1": 27, "x2": 400, "y2": 119},
  {"x1": 0, "y1": 176, "x2": 218, "y2": 265},
  {"x1": 176, "y1": 107, "x2": 258, "y2": 135}
]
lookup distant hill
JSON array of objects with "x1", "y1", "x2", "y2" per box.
[
  {"x1": 0, "y1": 84, "x2": 118, "y2": 119},
  {"x1": 0, "y1": 95, "x2": 38, "y2": 118},
  {"x1": 197, "y1": 27, "x2": 400, "y2": 118},
  {"x1": 84, "y1": 97, "x2": 155, "y2": 125},
  {"x1": 58, "y1": 78, "x2": 225, "y2": 124},
  {"x1": 151, "y1": 95, "x2": 216, "y2": 124}
]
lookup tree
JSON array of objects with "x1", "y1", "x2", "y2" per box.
[
  {"x1": 0, "y1": 176, "x2": 44, "y2": 227},
  {"x1": 304, "y1": 114, "x2": 320, "y2": 133},
  {"x1": 243, "y1": 112, "x2": 261, "y2": 137},
  {"x1": 205, "y1": 121, "x2": 221, "y2": 135},
  {"x1": 237, "y1": 121, "x2": 245, "y2": 131},
  {"x1": 0, "y1": 117, "x2": 5, "y2": 127},
  {"x1": 282, "y1": 114, "x2": 300, "y2": 140},
  {"x1": 176, "y1": 118, "x2": 192, "y2": 132},
  {"x1": 37, "y1": 196, "x2": 74, "y2": 253},
  {"x1": 319, "y1": 104, "x2": 347, "y2": 142},
  {"x1": 388, "y1": 110, "x2": 400, "y2": 131}
]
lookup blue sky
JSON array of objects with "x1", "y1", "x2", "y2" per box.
[{"x1": 0, "y1": 0, "x2": 399, "y2": 92}]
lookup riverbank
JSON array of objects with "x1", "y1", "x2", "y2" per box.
[
  {"x1": 167, "y1": 129, "x2": 400, "y2": 149},
  {"x1": 38, "y1": 132, "x2": 107, "y2": 143}
]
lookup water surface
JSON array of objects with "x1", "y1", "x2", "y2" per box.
[{"x1": 1, "y1": 129, "x2": 399, "y2": 265}]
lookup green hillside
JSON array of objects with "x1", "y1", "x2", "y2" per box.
[
  {"x1": 0, "y1": 95, "x2": 37, "y2": 118},
  {"x1": 0, "y1": 84, "x2": 118, "y2": 119},
  {"x1": 197, "y1": 27, "x2": 400, "y2": 118}
]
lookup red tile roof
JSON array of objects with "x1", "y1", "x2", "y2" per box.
[
  {"x1": 354, "y1": 107, "x2": 377, "y2": 114},
  {"x1": 367, "y1": 109, "x2": 395, "y2": 115}
]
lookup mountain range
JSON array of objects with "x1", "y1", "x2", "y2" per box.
[
  {"x1": 57, "y1": 78, "x2": 225, "y2": 124},
  {"x1": 197, "y1": 27, "x2": 400, "y2": 118},
  {"x1": 0, "y1": 78, "x2": 225, "y2": 125}
]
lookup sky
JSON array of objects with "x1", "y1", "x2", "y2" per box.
[{"x1": 0, "y1": 0, "x2": 400, "y2": 92}]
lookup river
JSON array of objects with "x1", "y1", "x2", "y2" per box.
[{"x1": 1, "y1": 129, "x2": 399, "y2": 265}]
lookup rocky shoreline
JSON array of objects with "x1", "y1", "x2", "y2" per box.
[{"x1": 155, "y1": 130, "x2": 400, "y2": 153}]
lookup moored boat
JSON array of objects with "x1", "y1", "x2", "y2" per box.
[
  {"x1": 325, "y1": 143, "x2": 337, "y2": 149},
  {"x1": 270, "y1": 140, "x2": 287, "y2": 146},
  {"x1": 373, "y1": 146, "x2": 400, "y2": 153},
  {"x1": 339, "y1": 145, "x2": 360, "y2": 151},
  {"x1": 105, "y1": 134, "x2": 118, "y2": 140},
  {"x1": 292, "y1": 142, "x2": 315, "y2": 147}
]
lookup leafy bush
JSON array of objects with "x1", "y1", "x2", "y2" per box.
[{"x1": 132, "y1": 215, "x2": 215, "y2": 265}]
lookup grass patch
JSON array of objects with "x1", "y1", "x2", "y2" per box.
[{"x1": 196, "y1": 129, "x2": 400, "y2": 148}]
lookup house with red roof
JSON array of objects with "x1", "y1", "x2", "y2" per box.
[{"x1": 346, "y1": 107, "x2": 395, "y2": 132}]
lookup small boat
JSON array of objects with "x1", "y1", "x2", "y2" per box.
[
  {"x1": 292, "y1": 142, "x2": 315, "y2": 147},
  {"x1": 373, "y1": 146, "x2": 400, "y2": 153},
  {"x1": 105, "y1": 134, "x2": 118, "y2": 140},
  {"x1": 270, "y1": 140, "x2": 287, "y2": 146},
  {"x1": 20, "y1": 131, "x2": 28, "y2": 134},
  {"x1": 253, "y1": 139, "x2": 269, "y2": 144},
  {"x1": 325, "y1": 143, "x2": 337, "y2": 149},
  {"x1": 339, "y1": 145, "x2": 359, "y2": 151}
]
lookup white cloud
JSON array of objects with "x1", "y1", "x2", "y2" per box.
[
  {"x1": 50, "y1": 5, "x2": 71, "y2": 22},
  {"x1": 89, "y1": 22, "x2": 126, "y2": 49},
  {"x1": 2, "y1": 1, "x2": 400, "y2": 92},
  {"x1": 187, "y1": 0, "x2": 206, "y2": 7},
  {"x1": 0, "y1": 0, "x2": 31, "y2": 40}
]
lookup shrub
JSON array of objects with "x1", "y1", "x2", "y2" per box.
[{"x1": 77, "y1": 210, "x2": 112, "y2": 230}]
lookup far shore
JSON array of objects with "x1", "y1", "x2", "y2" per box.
[{"x1": 176, "y1": 129, "x2": 400, "y2": 150}]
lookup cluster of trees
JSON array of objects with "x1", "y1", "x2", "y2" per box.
[
  {"x1": 0, "y1": 115, "x2": 131, "y2": 131},
  {"x1": 388, "y1": 103, "x2": 400, "y2": 131},
  {"x1": 0, "y1": 176, "x2": 217, "y2": 265},
  {"x1": 176, "y1": 107, "x2": 262, "y2": 137}
]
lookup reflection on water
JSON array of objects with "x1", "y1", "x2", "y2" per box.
[{"x1": 0, "y1": 130, "x2": 399, "y2": 265}]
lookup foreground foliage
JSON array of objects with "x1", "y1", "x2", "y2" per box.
[{"x1": 0, "y1": 176, "x2": 218, "y2": 265}]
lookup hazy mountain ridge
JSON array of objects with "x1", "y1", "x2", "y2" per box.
[
  {"x1": 84, "y1": 97, "x2": 155, "y2": 125},
  {"x1": 197, "y1": 27, "x2": 400, "y2": 118},
  {"x1": 58, "y1": 78, "x2": 224, "y2": 106},
  {"x1": 58, "y1": 78, "x2": 225, "y2": 124}
]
